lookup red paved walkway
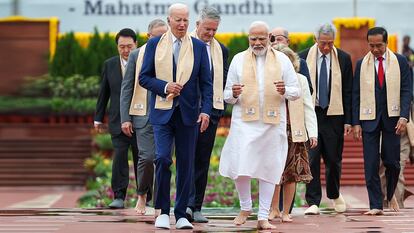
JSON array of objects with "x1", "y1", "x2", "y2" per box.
[{"x1": 0, "y1": 186, "x2": 413, "y2": 232}]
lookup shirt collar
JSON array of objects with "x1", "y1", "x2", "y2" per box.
[
  {"x1": 376, "y1": 53, "x2": 386, "y2": 61},
  {"x1": 317, "y1": 48, "x2": 331, "y2": 60},
  {"x1": 120, "y1": 56, "x2": 127, "y2": 67},
  {"x1": 171, "y1": 33, "x2": 182, "y2": 44}
]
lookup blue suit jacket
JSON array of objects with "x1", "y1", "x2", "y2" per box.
[
  {"x1": 139, "y1": 36, "x2": 213, "y2": 126},
  {"x1": 352, "y1": 53, "x2": 412, "y2": 132}
]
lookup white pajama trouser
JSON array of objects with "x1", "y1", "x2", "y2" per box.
[{"x1": 234, "y1": 176, "x2": 275, "y2": 220}]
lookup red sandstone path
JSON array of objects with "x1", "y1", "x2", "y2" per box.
[{"x1": 0, "y1": 186, "x2": 413, "y2": 232}]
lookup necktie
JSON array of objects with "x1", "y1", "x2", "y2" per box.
[
  {"x1": 173, "y1": 39, "x2": 181, "y2": 65},
  {"x1": 378, "y1": 57, "x2": 384, "y2": 88},
  {"x1": 319, "y1": 55, "x2": 329, "y2": 109}
]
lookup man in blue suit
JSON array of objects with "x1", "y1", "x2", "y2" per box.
[
  {"x1": 353, "y1": 27, "x2": 412, "y2": 215},
  {"x1": 139, "y1": 3, "x2": 212, "y2": 230}
]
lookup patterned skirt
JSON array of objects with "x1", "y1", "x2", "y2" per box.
[{"x1": 280, "y1": 124, "x2": 313, "y2": 184}]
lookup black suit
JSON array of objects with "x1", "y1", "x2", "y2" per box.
[
  {"x1": 188, "y1": 42, "x2": 229, "y2": 212},
  {"x1": 352, "y1": 53, "x2": 412, "y2": 209},
  {"x1": 95, "y1": 55, "x2": 139, "y2": 200},
  {"x1": 299, "y1": 47, "x2": 353, "y2": 206}
]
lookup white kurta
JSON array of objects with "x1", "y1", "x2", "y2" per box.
[{"x1": 219, "y1": 50, "x2": 301, "y2": 185}]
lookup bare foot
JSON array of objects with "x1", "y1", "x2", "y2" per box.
[
  {"x1": 281, "y1": 213, "x2": 292, "y2": 222},
  {"x1": 135, "y1": 194, "x2": 147, "y2": 215},
  {"x1": 389, "y1": 196, "x2": 400, "y2": 212},
  {"x1": 233, "y1": 210, "x2": 251, "y2": 225},
  {"x1": 363, "y1": 209, "x2": 384, "y2": 215},
  {"x1": 268, "y1": 208, "x2": 281, "y2": 220},
  {"x1": 257, "y1": 220, "x2": 276, "y2": 230}
]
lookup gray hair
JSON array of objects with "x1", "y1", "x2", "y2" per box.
[
  {"x1": 314, "y1": 23, "x2": 337, "y2": 40},
  {"x1": 272, "y1": 27, "x2": 289, "y2": 38},
  {"x1": 168, "y1": 3, "x2": 188, "y2": 16},
  {"x1": 273, "y1": 44, "x2": 300, "y2": 72},
  {"x1": 147, "y1": 19, "x2": 167, "y2": 33},
  {"x1": 249, "y1": 21, "x2": 270, "y2": 33},
  {"x1": 197, "y1": 6, "x2": 221, "y2": 22}
]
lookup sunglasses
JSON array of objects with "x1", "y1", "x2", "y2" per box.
[{"x1": 269, "y1": 34, "x2": 288, "y2": 43}]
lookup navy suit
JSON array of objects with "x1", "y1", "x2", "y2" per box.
[
  {"x1": 188, "y1": 42, "x2": 229, "y2": 213},
  {"x1": 352, "y1": 53, "x2": 412, "y2": 210},
  {"x1": 139, "y1": 35, "x2": 213, "y2": 221}
]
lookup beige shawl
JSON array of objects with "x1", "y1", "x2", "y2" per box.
[
  {"x1": 288, "y1": 73, "x2": 307, "y2": 142},
  {"x1": 129, "y1": 44, "x2": 147, "y2": 116},
  {"x1": 154, "y1": 30, "x2": 194, "y2": 109},
  {"x1": 306, "y1": 44, "x2": 343, "y2": 115},
  {"x1": 359, "y1": 48, "x2": 400, "y2": 120},
  {"x1": 189, "y1": 31, "x2": 224, "y2": 110},
  {"x1": 241, "y1": 48, "x2": 282, "y2": 124}
]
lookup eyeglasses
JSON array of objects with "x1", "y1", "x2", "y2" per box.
[{"x1": 269, "y1": 34, "x2": 288, "y2": 43}]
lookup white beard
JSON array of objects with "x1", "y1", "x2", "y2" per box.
[{"x1": 250, "y1": 46, "x2": 267, "y2": 56}]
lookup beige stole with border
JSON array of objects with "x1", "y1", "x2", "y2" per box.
[
  {"x1": 288, "y1": 73, "x2": 307, "y2": 142},
  {"x1": 241, "y1": 48, "x2": 282, "y2": 124},
  {"x1": 359, "y1": 48, "x2": 400, "y2": 120},
  {"x1": 306, "y1": 44, "x2": 343, "y2": 115},
  {"x1": 129, "y1": 44, "x2": 147, "y2": 116},
  {"x1": 154, "y1": 30, "x2": 194, "y2": 109},
  {"x1": 189, "y1": 31, "x2": 224, "y2": 110}
]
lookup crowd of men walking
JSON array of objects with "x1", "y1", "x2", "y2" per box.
[{"x1": 94, "y1": 2, "x2": 414, "y2": 230}]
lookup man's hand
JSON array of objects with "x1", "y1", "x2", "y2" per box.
[
  {"x1": 94, "y1": 122, "x2": 104, "y2": 134},
  {"x1": 274, "y1": 80, "x2": 285, "y2": 95},
  {"x1": 344, "y1": 124, "x2": 352, "y2": 136},
  {"x1": 166, "y1": 82, "x2": 183, "y2": 96},
  {"x1": 232, "y1": 84, "x2": 244, "y2": 98},
  {"x1": 309, "y1": 137, "x2": 318, "y2": 149},
  {"x1": 121, "y1": 121, "x2": 134, "y2": 137},
  {"x1": 395, "y1": 118, "x2": 408, "y2": 135},
  {"x1": 197, "y1": 113, "x2": 210, "y2": 133},
  {"x1": 353, "y1": 125, "x2": 362, "y2": 141}
]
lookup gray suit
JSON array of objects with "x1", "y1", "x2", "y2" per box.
[{"x1": 120, "y1": 48, "x2": 155, "y2": 203}]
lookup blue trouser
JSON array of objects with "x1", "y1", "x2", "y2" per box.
[
  {"x1": 362, "y1": 120, "x2": 400, "y2": 210},
  {"x1": 153, "y1": 107, "x2": 197, "y2": 221}
]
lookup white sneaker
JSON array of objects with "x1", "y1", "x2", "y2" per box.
[
  {"x1": 175, "y1": 217, "x2": 193, "y2": 229},
  {"x1": 155, "y1": 214, "x2": 170, "y2": 229},
  {"x1": 333, "y1": 194, "x2": 346, "y2": 213},
  {"x1": 304, "y1": 205, "x2": 320, "y2": 215}
]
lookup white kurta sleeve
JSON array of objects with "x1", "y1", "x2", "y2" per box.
[
  {"x1": 224, "y1": 53, "x2": 242, "y2": 105},
  {"x1": 300, "y1": 75, "x2": 318, "y2": 138},
  {"x1": 278, "y1": 52, "x2": 301, "y2": 101}
]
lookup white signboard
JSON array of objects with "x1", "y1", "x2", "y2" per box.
[{"x1": 0, "y1": 0, "x2": 413, "y2": 42}]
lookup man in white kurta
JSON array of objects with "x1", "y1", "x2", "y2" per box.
[{"x1": 219, "y1": 21, "x2": 300, "y2": 230}]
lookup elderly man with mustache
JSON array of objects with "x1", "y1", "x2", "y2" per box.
[{"x1": 219, "y1": 21, "x2": 300, "y2": 230}]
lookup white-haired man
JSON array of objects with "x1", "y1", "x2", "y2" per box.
[
  {"x1": 219, "y1": 21, "x2": 300, "y2": 230},
  {"x1": 139, "y1": 3, "x2": 212, "y2": 230},
  {"x1": 298, "y1": 23, "x2": 353, "y2": 215}
]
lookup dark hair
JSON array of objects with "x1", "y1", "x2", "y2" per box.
[
  {"x1": 367, "y1": 27, "x2": 388, "y2": 43},
  {"x1": 115, "y1": 28, "x2": 137, "y2": 44}
]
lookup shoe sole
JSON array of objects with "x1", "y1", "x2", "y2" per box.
[{"x1": 176, "y1": 225, "x2": 193, "y2": 229}]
